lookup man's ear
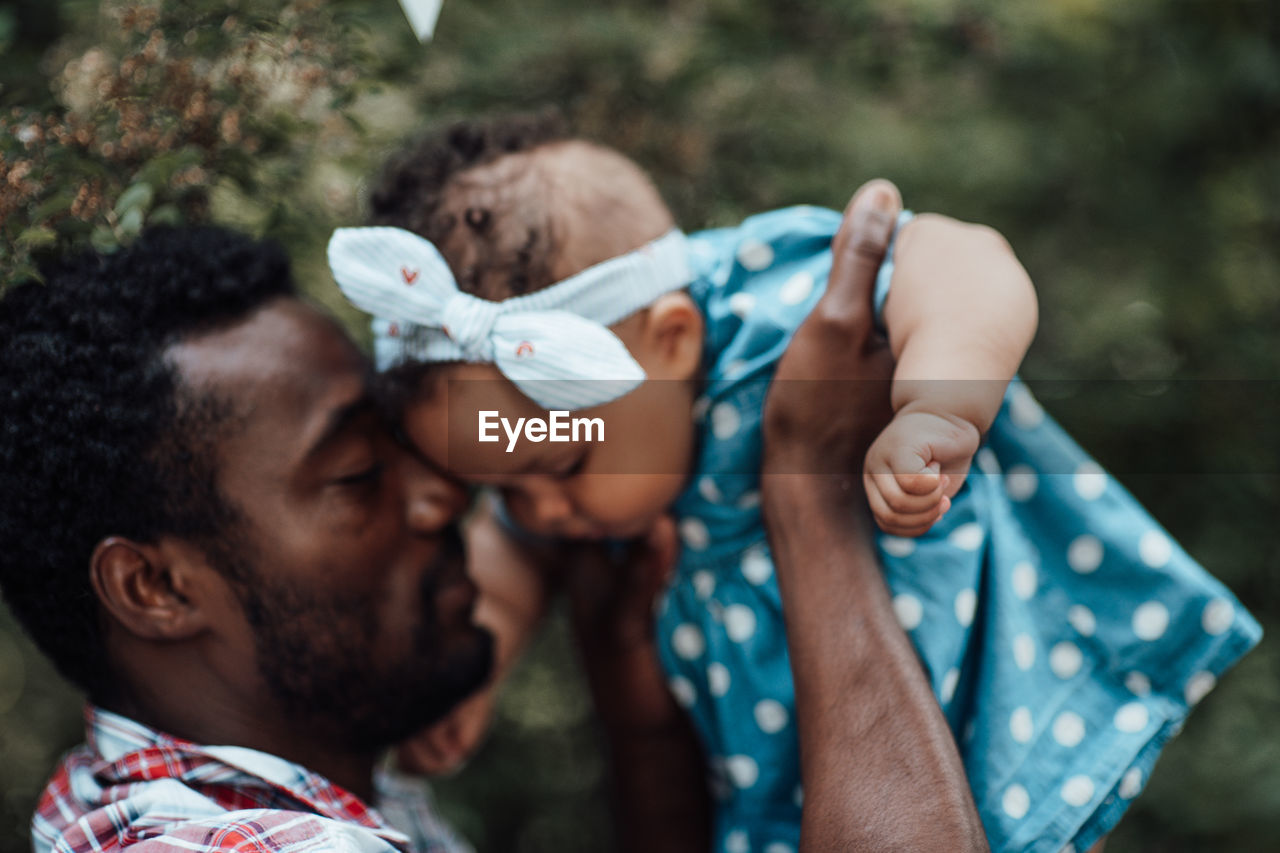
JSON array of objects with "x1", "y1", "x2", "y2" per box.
[
  {"x1": 90, "y1": 537, "x2": 213, "y2": 640},
  {"x1": 631, "y1": 292, "x2": 704, "y2": 381}
]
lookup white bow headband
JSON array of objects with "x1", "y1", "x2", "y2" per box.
[{"x1": 327, "y1": 226, "x2": 692, "y2": 411}]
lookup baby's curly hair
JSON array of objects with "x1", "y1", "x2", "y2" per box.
[
  {"x1": 369, "y1": 111, "x2": 569, "y2": 300},
  {"x1": 0, "y1": 226, "x2": 295, "y2": 701},
  {"x1": 369, "y1": 111, "x2": 675, "y2": 302}
]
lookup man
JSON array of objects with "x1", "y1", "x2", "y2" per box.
[{"x1": 0, "y1": 184, "x2": 983, "y2": 853}]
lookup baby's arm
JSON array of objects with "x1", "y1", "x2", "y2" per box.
[
  {"x1": 865, "y1": 213, "x2": 1038, "y2": 536},
  {"x1": 396, "y1": 497, "x2": 553, "y2": 774}
]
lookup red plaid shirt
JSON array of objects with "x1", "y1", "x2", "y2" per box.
[{"x1": 33, "y1": 706, "x2": 468, "y2": 853}]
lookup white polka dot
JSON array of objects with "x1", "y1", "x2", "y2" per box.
[
  {"x1": 793, "y1": 784, "x2": 804, "y2": 807},
  {"x1": 725, "y1": 829, "x2": 749, "y2": 853},
  {"x1": 737, "y1": 490, "x2": 761, "y2": 510},
  {"x1": 741, "y1": 546, "x2": 772, "y2": 585},
  {"x1": 723, "y1": 359, "x2": 749, "y2": 378},
  {"x1": 1002, "y1": 784, "x2": 1030, "y2": 819},
  {"x1": 1139, "y1": 530, "x2": 1173, "y2": 568},
  {"x1": 728, "y1": 291, "x2": 757, "y2": 319},
  {"x1": 698, "y1": 476, "x2": 723, "y2": 503},
  {"x1": 881, "y1": 535, "x2": 916, "y2": 558},
  {"x1": 1073, "y1": 461, "x2": 1107, "y2": 501},
  {"x1": 736, "y1": 240, "x2": 774, "y2": 271},
  {"x1": 1126, "y1": 671, "x2": 1152, "y2": 697},
  {"x1": 779, "y1": 271, "x2": 815, "y2": 305},
  {"x1": 692, "y1": 395, "x2": 711, "y2": 422},
  {"x1": 1013, "y1": 633, "x2": 1036, "y2": 670},
  {"x1": 724, "y1": 604, "x2": 757, "y2": 642},
  {"x1": 976, "y1": 448, "x2": 1001, "y2": 475},
  {"x1": 954, "y1": 589, "x2": 977, "y2": 627},
  {"x1": 1114, "y1": 702, "x2": 1149, "y2": 733},
  {"x1": 1050, "y1": 642, "x2": 1084, "y2": 679},
  {"x1": 1067, "y1": 605, "x2": 1096, "y2": 637},
  {"x1": 711, "y1": 402, "x2": 741, "y2": 440},
  {"x1": 1011, "y1": 561, "x2": 1037, "y2": 600},
  {"x1": 679, "y1": 517, "x2": 710, "y2": 551},
  {"x1": 1185, "y1": 671, "x2": 1216, "y2": 705},
  {"x1": 754, "y1": 699, "x2": 789, "y2": 733},
  {"x1": 1119, "y1": 768, "x2": 1143, "y2": 799},
  {"x1": 692, "y1": 570, "x2": 716, "y2": 600},
  {"x1": 726, "y1": 755, "x2": 759, "y2": 788},
  {"x1": 894, "y1": 594, "x2": 924, "y2": 631},
  {"x1": 1132, "y1": 601, "x2": 1170, "y2": 641},
  {"x1": 669, "y1": 676, "x2": 696, "y2": 708},
  {"x1": 672, "y1": 624, "x2": 705, "y2": 659},
  {"x1": 1005, "y1": 465, "x2": 1038, "y2": 502},
  {"x1": 764, "y1": 844, "x2": 794, "y2": 853},
  {"x1": 1053, "y1": 711, "x2": 1086, "y2": 747},
  {"x1": 1067, "y1": 535, "x2": 1104, "y2": 574},
  {"x1": 949, "y1": 522, "x2": 986, "y2": 551},
  {"x1": 1202, "y1": 599, "x2": 1234, "y2": 636},
  {"x1": 1010, "y1": 707, "x2": 1034, "y2": 743},
  {"x1": 708, "y1": 662, "x2": 731, "y2": 697},
  {"x1": 941, "y1": 668, "x2": 961, "y2": 704},
  {"x1": 1062, "y1": 845, "x2": 1077, "y2": 853},
  {"x1": 1061, "y1": 775, "x2": 1095, "y2": 807},
  {"x1": 1009, "y1": 385, "x2": 1045, "y2": 429}
]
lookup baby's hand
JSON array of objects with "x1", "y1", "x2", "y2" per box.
[
  {"x1": 863, "y1": 410, "x2": 981, "y2": 537},
  {"x1": 395, "y1": 685, "x2": 497, "y2": 776}
]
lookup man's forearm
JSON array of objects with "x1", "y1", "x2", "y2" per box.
[
  {"x1": 565, "y1": 532, "x2": 712, "y2": 853},
  {"x1": 765, "y1": 475, "x2": 988, "y2": 852},
  {"x1": 598, "y1": 706, "x2": 711, "y2": 853}
]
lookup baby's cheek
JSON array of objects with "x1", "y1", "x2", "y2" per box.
[{"x1": 580, "y1": 474, "x2": 682, "y2": 527}]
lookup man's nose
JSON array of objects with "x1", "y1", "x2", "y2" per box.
[{"x1": 402, "y1": 455, "x2": 470, "y2": 532}]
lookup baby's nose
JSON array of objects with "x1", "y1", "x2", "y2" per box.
[{"x1": 526, "y1": 482, "x2": 576, "y2": 528}]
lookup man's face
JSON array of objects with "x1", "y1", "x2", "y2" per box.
[{"x1": 168, "y1": 298, "x2": 492, "y2": 750}]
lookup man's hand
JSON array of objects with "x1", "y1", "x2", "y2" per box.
[
  {"x1": 762, "y1": 179, "x2": 989, "y2": 852},
  {"x1": 762, "y1": 180, "x2": 900, "y2": 484}
]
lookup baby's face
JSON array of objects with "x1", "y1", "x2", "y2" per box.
[{"x1": 403, "y1": 362, "x2": 698, "y2": 541}]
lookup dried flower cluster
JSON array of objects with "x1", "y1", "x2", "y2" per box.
[{"x1": 0, "y1": 0, "x2": 367, "y2": 287}]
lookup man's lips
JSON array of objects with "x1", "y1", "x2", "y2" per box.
[{"x1": 435, "y1": 570, "x2": 479, "y2": 620}]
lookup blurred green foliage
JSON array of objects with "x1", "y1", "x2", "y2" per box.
[{"x1": 1, "y1": 1, "x2": 1277, "y2": 851}]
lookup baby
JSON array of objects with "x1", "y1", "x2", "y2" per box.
[{"x1": 330, "y1": 116, "x2": 1260, "y2": 853}]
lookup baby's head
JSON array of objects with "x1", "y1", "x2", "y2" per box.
[{"x1": 369, "y1": 115, "x2": 705, "y2": 539}]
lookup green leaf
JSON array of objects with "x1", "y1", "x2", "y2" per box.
[
  {"x1": 114, "y1": 182, "x2": 155, "y2": 219},
  {"x1": 5, "y1": 261, "x2": 43, "y2": 286},
  {"x1": 31, "y1": 194, "x2": 75, "y2": 222},
  {"x1": 90, "y1": 225, "x2": 118, "y2": 253},
  {"x1": 134, "y1": 149, "x2": 203, "y2": 188},
  {"x1": 118, "y1": 206, "x2": 145, "y2": 238},
  {"x1": 15, "y1": 226, "x2": 57, "y2": 249},
  {"x1": 146, "y1": 204, "x2": 183, "y2": 227}
]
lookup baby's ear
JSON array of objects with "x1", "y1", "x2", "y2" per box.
[{"x1": 634, "y1": 292, "x2": 703, "y2": 381}]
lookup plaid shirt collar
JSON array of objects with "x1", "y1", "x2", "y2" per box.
[{"x1": 46, "y1": 704, "x2": 414, "y2": 851}]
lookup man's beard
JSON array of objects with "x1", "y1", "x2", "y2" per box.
[{"x1": 220, "y1": 528, "x2": 494, "y2": 753}]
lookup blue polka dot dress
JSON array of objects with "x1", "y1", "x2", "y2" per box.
[{"x1": 655, "y1": 206, "x2": 1263, "y2": 853}]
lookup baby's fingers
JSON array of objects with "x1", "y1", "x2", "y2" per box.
[
  {"x1": 865, "y1": 473, "x2": 950, "y2": 536},
  {"x1": 867, "y1": 467, "x2": 947, "y2": 515}
]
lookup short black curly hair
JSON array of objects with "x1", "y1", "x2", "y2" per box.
[
  {"x1": 0, "y1": 226, "x2": 295, "y2": 701},
  {"x1": 368, "y1": 110, "x2": 568, "y2": 299}
]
